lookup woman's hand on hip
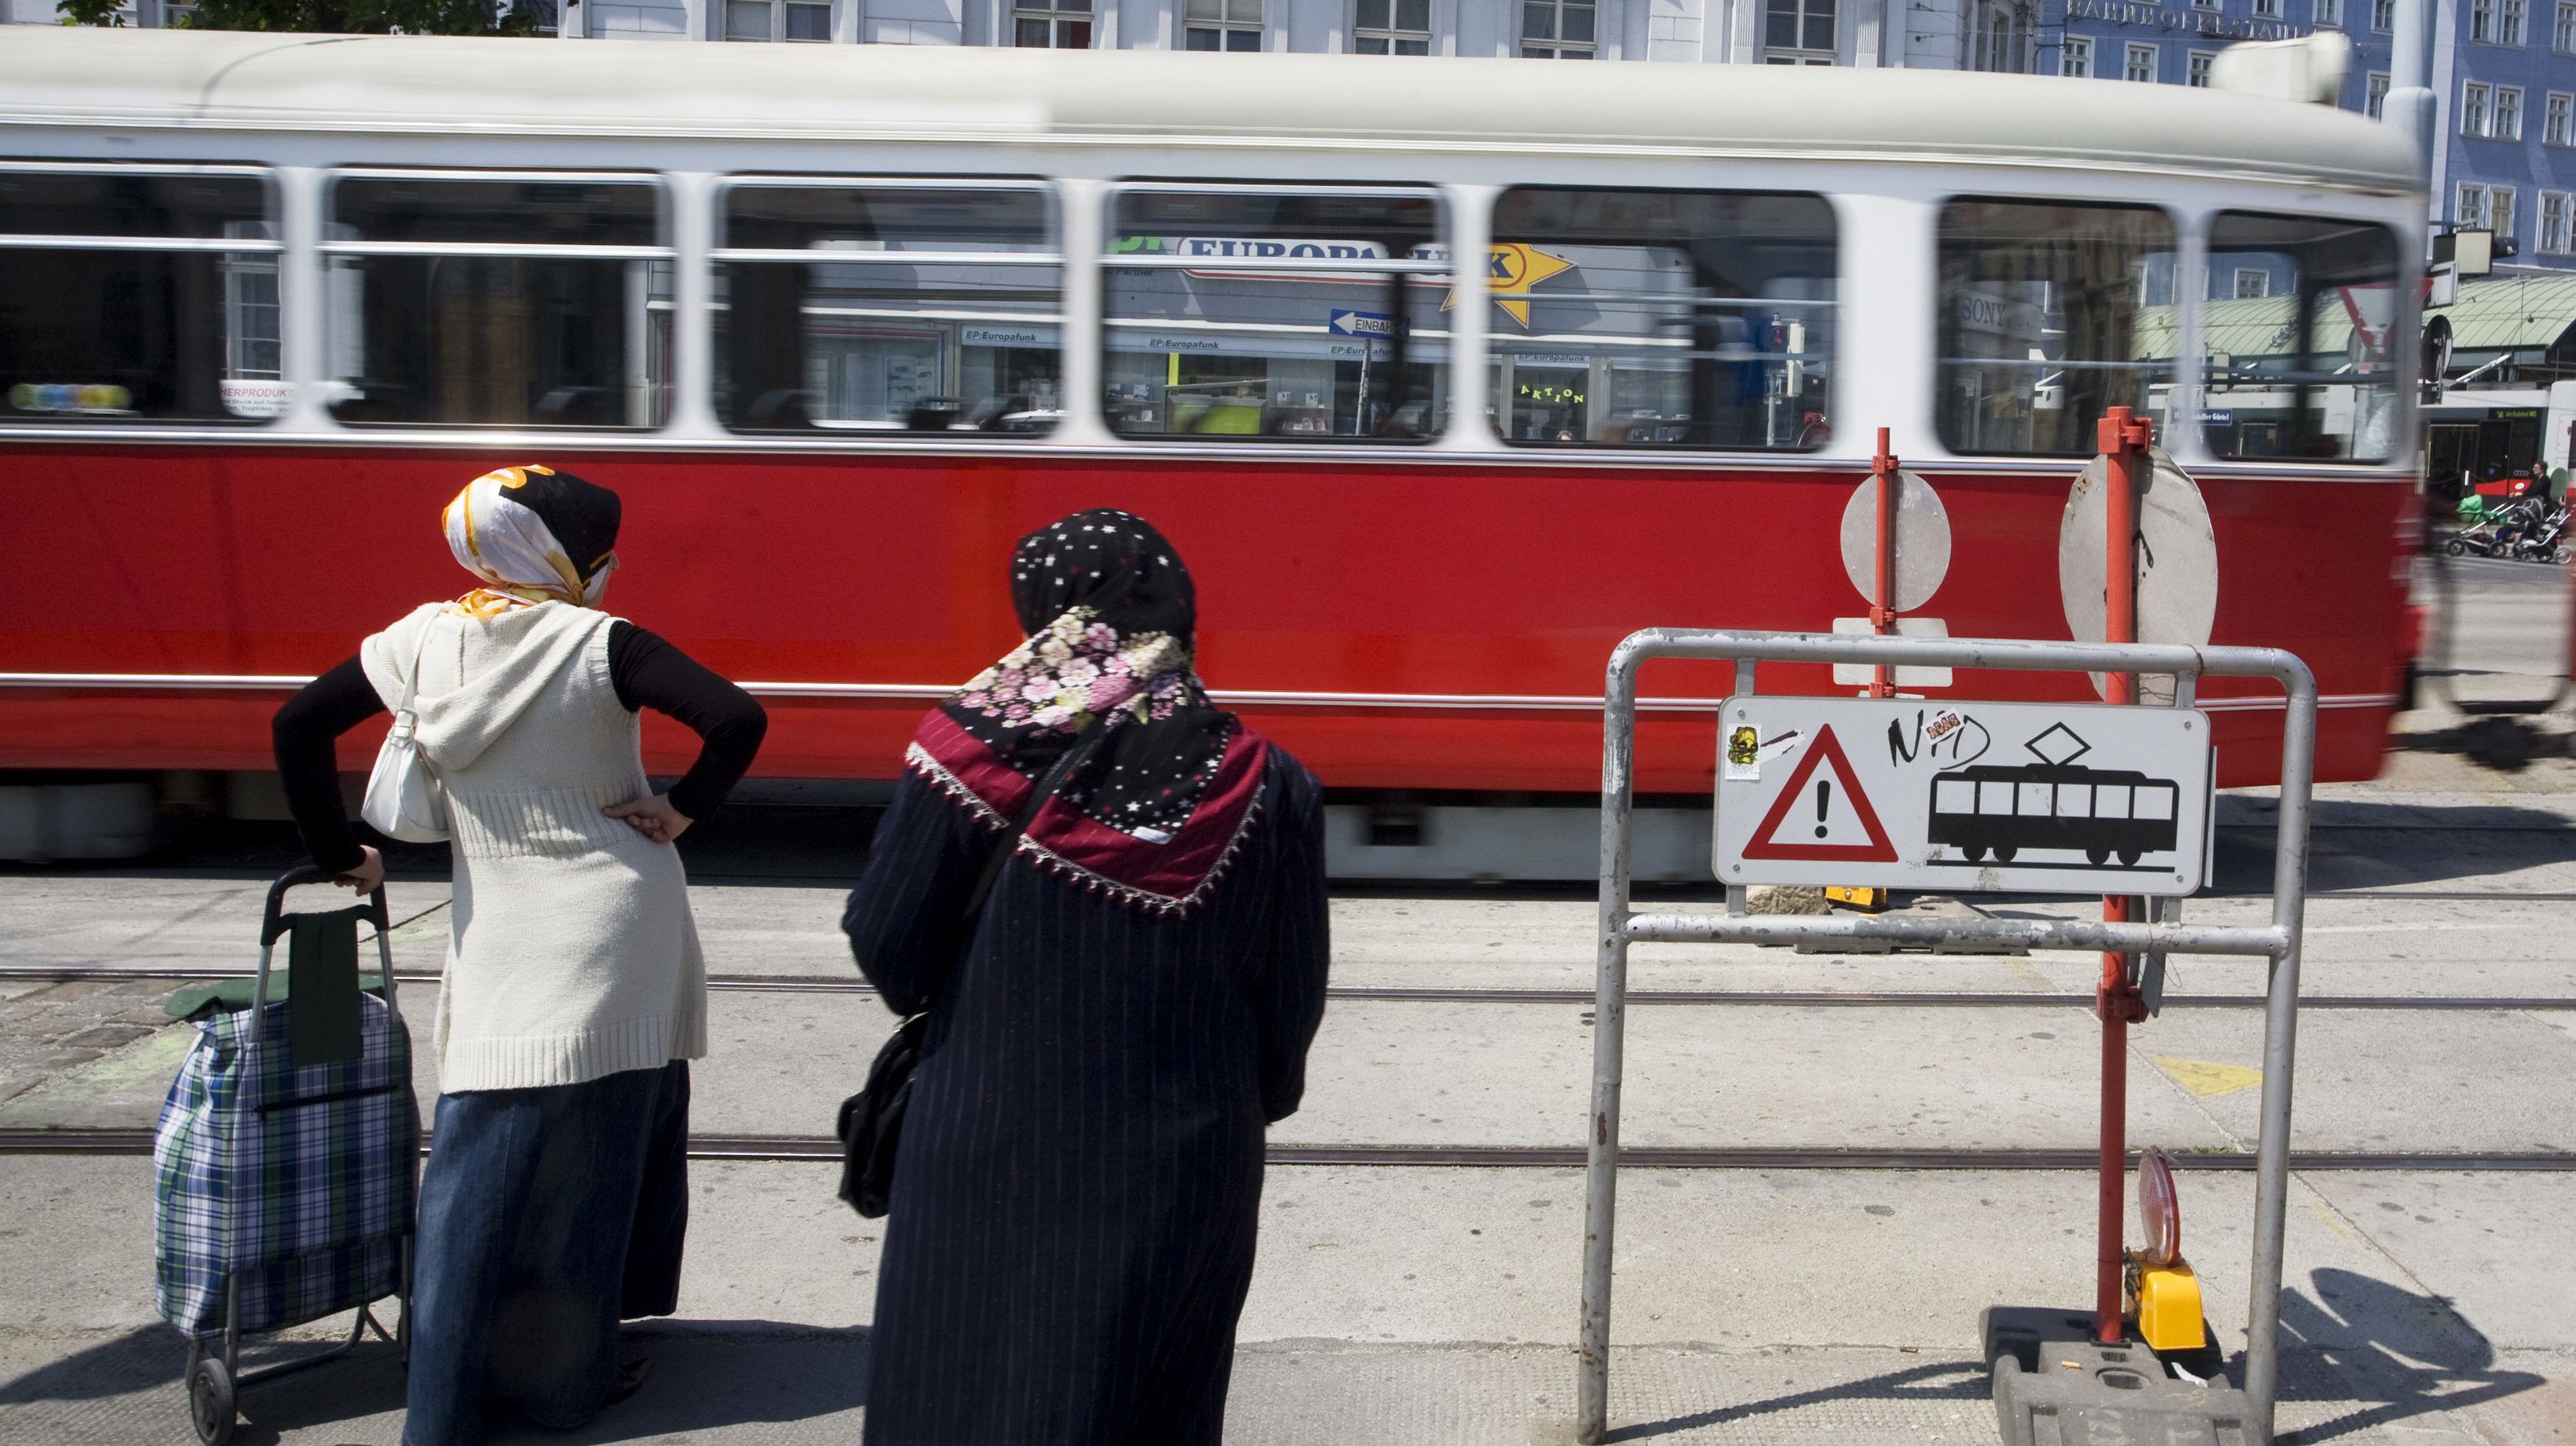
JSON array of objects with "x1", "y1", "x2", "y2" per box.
[
  {"x1": 605, "y1": 793, "x2": 693, "y2": 845},
  {"x1": 336, "y1": 845, "x2": 386, "y2": 893}
]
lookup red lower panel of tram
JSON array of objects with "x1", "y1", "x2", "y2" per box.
[{"x1": 0, "y1": 445, "x2": 2414, "y2": 793}]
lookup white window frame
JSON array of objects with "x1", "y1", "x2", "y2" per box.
[
  {"x1": 2061, "y1": 35, "x2": 2093, "y2": 74},
  {"x1": 2542, "y1": 191, "x2": 2573, "y2": 254},
  {"x1": 2463, "y1": 81, "x2": 2492, "y2": 135},
  {"x1": 2373, "y1": 0, "x2": 2393, "y2": 29},
  {"x1": 1012, "y1": 0, "x2": 1094, "y2": 47},
  {"x1": 2559, "y1": 0, "x2": 2576, "y2": 49},
  {"x1": 1521, "y1": 0, "x2": 1600, "y2": 56},
  {"x1": 2124, "y1": 41, "x2": 2158, "y2": 81},
  {"x1": 2459, "y1": 183, "x2": 2491, "y2": 228},
  {"x1": 724, "y1": 0, "x2": 831, "y2": 39},
  {"x1": 2472, "y1": 0, "x2": 2496, "y2": 39},
  {"x1": 2187, "y1": 49, "x2": 2215, "y2": 84},
  {"x1": 1763, "y1": 0, "x2": 1839, "y2": 63},
  {"x1": 2505, "y1": 0, "x2": 2530, "y2": 40},
  {"x1": 2498, "y1": 85, "x2": 2525, "y2": 138},
  {"x1": 2315, "y1": 0, "x2": 2341, "y2": 25},
  {"x1": 2233, "y1": 267, "x2": 2272, "y2": 298},
  {"x1": 2548, "y1": 91, "x2": 2574, "y2": 144},
  {"x1": 2368, "y1": 70, "x2": 2390, "y2": 117},
  {"x1": 1351, "y1": 0, "x2": 1431, "y2": 51},
  {"x1": 2494, "y1": 186, "x2": 2518, "y2": 244},
  {"x1": 2252, "y1": 0, "x2": 2280, "y2": 16},
  {"x1": 1184, "y1": 0, "x2": 1266, "y2": 49}
]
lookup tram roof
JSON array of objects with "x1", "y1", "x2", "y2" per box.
[{"x1": 1, "y1": 27, "x2": 2419, "y2": 195}]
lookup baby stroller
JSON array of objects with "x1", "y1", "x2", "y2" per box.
[{"x1": 153, "y1": 867, "x2": 419, "y2": 1444}]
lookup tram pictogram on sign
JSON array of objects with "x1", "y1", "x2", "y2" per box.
[{"x1": 1714, "y1": 696, "x2": 2214, "y2": 895}]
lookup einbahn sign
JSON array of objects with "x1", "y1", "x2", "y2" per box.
[{"x1": 1714, "y1": 695, "x2": 2214, "y2": 895}]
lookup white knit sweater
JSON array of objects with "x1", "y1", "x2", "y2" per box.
[{"x1": 361, "y1": 602, "x2": 708, "y2": 1092}]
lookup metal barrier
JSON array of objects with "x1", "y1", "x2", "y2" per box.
[{"x1": 1577, "y1": 628, "x2": 2317, "y2": 1445}]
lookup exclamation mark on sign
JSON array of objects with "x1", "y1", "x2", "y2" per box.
[{"x1": 1814, "y1": 780, "x2": 1831, "y2": 839}]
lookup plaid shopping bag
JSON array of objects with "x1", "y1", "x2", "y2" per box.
[{"x1": 153, "y1": 993, "x2": 419, "y2": 1337}]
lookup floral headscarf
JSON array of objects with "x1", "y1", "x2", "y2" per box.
[
  {"x1": 440, "y1": 465, "x2": 622, "y2": 619},
  {"x1": 906, "y1": 510, "x2": 1270, "y2": 915}
]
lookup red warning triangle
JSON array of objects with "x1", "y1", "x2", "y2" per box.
[{"x1": 1740, "y1": 725, "x2": 1898, "y2": 863}]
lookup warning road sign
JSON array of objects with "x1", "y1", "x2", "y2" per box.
[{"x1": 1714, "y1": 696, "x2": 2214, "y2": 895}]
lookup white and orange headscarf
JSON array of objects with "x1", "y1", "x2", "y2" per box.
[{"x1": 440, "y1": 464, "x2": 622, "y2": 618}]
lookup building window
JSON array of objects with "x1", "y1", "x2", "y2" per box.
[
  {"x1": 2373, "y1": 0, "x2": 2392, "y2": 26},
  {"x1": 0, "y1": 166, "x2": 283, "y2": 425},
  {"x1": 2193, "y1": 0, "x2": 2217, "y2": 11},
  {"x1": 2316, "y1": 0, "x2": 2341, "y2": 24},
  {"x1": 1185, "y1": 0, "x2": 1264, "y2": 48},
  {"x1": 1522, "y1": 0, "x2": 1598, "y2": 55},
  {"x1": 2494, "y1": 187, "x2": 2518, "y2": 243},
  {"x1": 2124, "y1": 41, "x2": 2157, "y2": 80},
  {"x1": 2062, "y1": 36, "x2": 2092, "y2": 73},
  {"x1": 2463, "y1": 81, "x2": 2491, "y2": 134},
  {"x1": 1353, "y1": 0, "x2": 1430, "y2": 51},
  {"x1": 2505, "y1": 0, "x2": 2530, "y2": 38},
  {"x1": 2252, "y1": 0, "x2": 2279, "y2": 16},
  {"x1": 2559, "y1": 0, "x2": 2576, "y2": 48},
  {"x1": 1013, "y1": 0, "x2": 1091, "y2": 46},
  {"x1": 2367, "y1": 71, "x2": 2390, "y2": 117},
  {"x1": 2542, "y1": 192, "x2": 2572, "y2": 253},
  {"x1": 1971, "y1": 0, "x2": 2030, "y2": 69},
  {"x1": 2459, "y1": 182, "x2": 2491, "y2": 228},
  {"x1": 2548, "y1": 91, "x2": 2573, "y2": 144},
  {"x1": 2472, "y1": 0, "x2": 2495, "y2": 38},
  {"x1": 716, "y1": 181, "x2": 1062, "y2": 436},
  {"x1": 2233, "y1": 267, "x2": 2271, "y2": 297},
  {"x1": 2498, "y1": 86, "x2": 2525, "y2": 137},
  {"x1": 2188, "y1": 50, "x2": 2214, "y2": 84},
  {"x1": 1763, "y1": 0, "x2": 1838, "y2": 61},
  {"x1": 725, "y1": 0, "x2": 829, "y2": 38}
]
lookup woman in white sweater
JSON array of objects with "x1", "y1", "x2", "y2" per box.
[{"x1": 271, "y1": 465, "x2": 765, "y2": 1446}]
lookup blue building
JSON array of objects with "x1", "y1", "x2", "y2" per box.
[{"x1": 2051, "y1": 0, "x2": 2576, "y2": 270}]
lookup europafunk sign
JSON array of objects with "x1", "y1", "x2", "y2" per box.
[
  {"x1": 1713, "y1": 695, "x2": 2215, "y2": 896},
  {"x1": 2064, "y1": 0, "x2": 2303, "y2": 39}
]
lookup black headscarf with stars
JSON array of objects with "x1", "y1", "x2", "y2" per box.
[{"x1": 935, "y1": 510, "x2": 1236, "y2": 844}]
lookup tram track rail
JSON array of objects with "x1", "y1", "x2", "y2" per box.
[
  {"x1": 2, "y1": 963, "x2": 2567, "y2": 1012},
  {"x1": 3, "y1": 1128, "x2": 2566, "y2": 1172}
]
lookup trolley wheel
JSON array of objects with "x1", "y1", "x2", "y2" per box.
[
  {"x1": 2445, "y1": 537, "x2": 2470, "y2": 556},
  {"x1": 188, "y1": 1356, "x2": 236, "y2": 1446}
]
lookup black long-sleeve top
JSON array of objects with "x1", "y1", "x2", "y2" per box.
[{"x1": 272, "y1": 621, "x2": 767, "y2": 874}]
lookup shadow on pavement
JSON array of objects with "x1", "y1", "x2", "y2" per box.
[
  {"x1": 2213, "y1": 797, "x2": 2576, "y2": 895},
  {"x1": 1601, "y1": 1358, "x2": 1988, "y2": 1442},
  {"x1": 2274, "y1": 1268, "x2": 2544, "y2": 1444},
  {"x1": 0, "y1": 1322, "x2": 185, "y2": 1405}
]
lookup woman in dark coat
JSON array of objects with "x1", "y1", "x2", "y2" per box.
[{"x1": 841, "y1": 509, "x2": 1331, "y2": 1446}]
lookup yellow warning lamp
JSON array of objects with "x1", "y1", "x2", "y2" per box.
[
  {"x1": 1824, "y1": 886, "x2": 1886, "y2": 912},
  {"x1": 2126, "y1": 1148, "x2": 2208, "y2": 1353}
]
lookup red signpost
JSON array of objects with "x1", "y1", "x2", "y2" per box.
[
  {"x1": 2092, "y1": 405, "x2": 2155, "y2": 1344},
  {"x1": 1870, "y1": 426, "x2": 1901, "y2": 701}
]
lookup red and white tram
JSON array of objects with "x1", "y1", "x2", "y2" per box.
[{"x1": 0, "y1": 30, "x2": 2424, "y2": 867}]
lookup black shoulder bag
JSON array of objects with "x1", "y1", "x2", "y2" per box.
[{"x1": 837, "y1": 728, "x2": 1105, "y2": 1219}]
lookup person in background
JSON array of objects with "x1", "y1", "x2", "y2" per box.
[
  {"x1": 843, "y1": 508, "x2": 1331, "y2": 1446},
  {"x1": 270, "y1": 465, "x2": 766, "y2": 1446}
]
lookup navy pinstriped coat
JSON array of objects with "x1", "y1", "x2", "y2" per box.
[{"x1": 841, "y1": 749, "x2": 1332, "y2": 1445}]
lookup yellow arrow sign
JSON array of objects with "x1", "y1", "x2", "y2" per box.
[{"x1": 1444, "y1": 243, "x2": 1577, "y2": 328}]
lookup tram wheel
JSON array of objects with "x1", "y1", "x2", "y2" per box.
[
  {"x1": 2118, "y1": 849, "x2": 2142, "y2": 867},
  {"x1": 188, "y1": 1357, "x2": 235, "y2": 1446},
  {"x1": 2087, "y1": 848, "x2": 2109, "y2": 865},
  {"x1": 1965, "y1": 845, "x2": 1988, "y2": 863},
  {"x1": 1994, "y1": 847, "x2": 2016, "y2": 863}
]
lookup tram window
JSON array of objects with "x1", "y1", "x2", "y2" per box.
[
  {"x1": 1936, "y1": 199, "x2": 2180, "y2": 456},
  {"x1": 2200, "y1": 213, "x2": 2402, "y2": 463},
  {"x1": 1486, "y1": 188, "x2": 1835, "y2": 448},
  {"x1": 1102, "y1": 186, "x2": 1446, "y2": 442},
  {"x1": 324, "y1": 174, "x2": 671, "y2": 429},
  {"x1": 715, "y1": 183, "x2": 1061, "y2": 434},
  {"x1": 0, "y1": 168, "x2": 282, "y2": 425}
]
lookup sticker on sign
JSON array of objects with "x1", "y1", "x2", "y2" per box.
[{"x1": 1714, "y1": 695, "x2": 2213, "y2": 895}]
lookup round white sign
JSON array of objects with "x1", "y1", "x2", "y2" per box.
[
  {"x1": 2058, "y1": 447, "x2": 2219, "y2": 701},
  {"x1": 1838, "y1": 469, "x2": 1953, "y2": 614}
]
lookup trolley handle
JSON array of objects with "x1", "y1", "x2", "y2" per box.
[{"x1": 262, "y1": 865, "x2": 390, "y2": 947}]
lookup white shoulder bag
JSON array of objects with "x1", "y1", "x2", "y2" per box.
[{"x1": 360, "y1": 622, "x2": 451, "y2": 844}]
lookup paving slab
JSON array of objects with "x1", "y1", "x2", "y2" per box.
[{"x1": 0, "y1": 875, "x2": 449, "y2": 975}]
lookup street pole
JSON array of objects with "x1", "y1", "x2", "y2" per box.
[
  {"x1": 2093, "y1": 407, "x2": 2152, "y2": 1345},
  {"x1": 1871, "y1": 427, "x2": 1899, "y2": 700}
]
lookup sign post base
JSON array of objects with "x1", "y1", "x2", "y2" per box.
[{"x1": 1983, "y1": 1306, "x2": 2258, "y2": 1446}]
